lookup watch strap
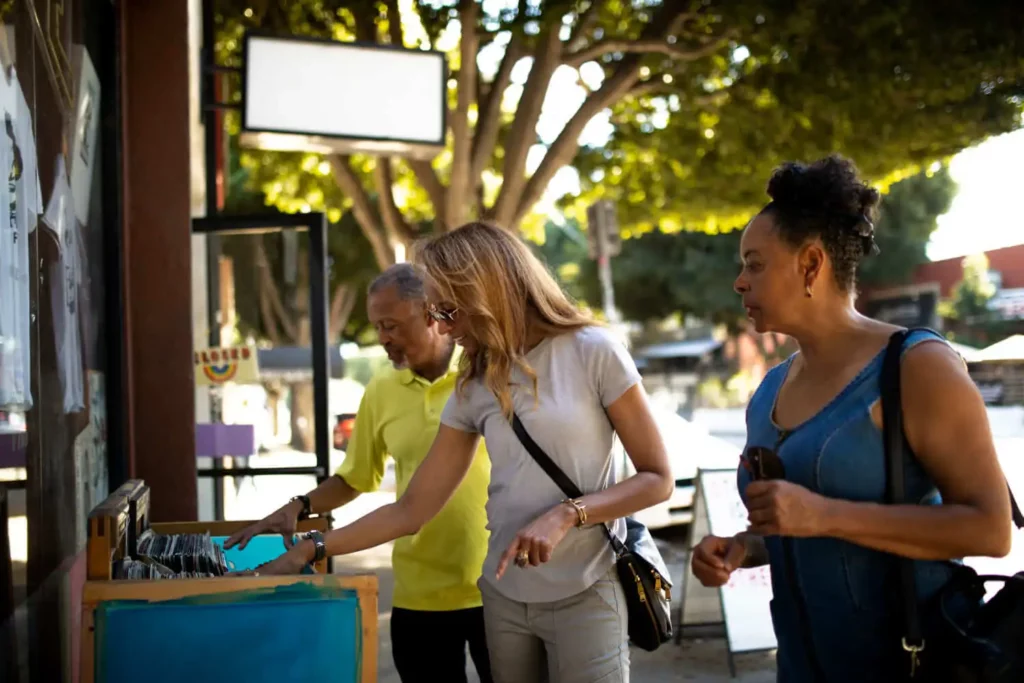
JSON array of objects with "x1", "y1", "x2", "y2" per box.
[
  {"x1": 304, "y1": 530, "x2": 327, "y2": 563},
  {"x1": 290, "y1": 494, "x2": 312, "y2": 520}
]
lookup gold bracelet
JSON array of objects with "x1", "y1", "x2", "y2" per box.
[{"x1": 562, "y1": 498, "x2": 588, "y2": 527}]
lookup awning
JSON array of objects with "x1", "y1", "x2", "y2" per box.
[
  {"x1": 256, "y1": 346, "x2": 346, "y2": 382},
  {"x1": 636, "y1": 338, "x2": 723, "y2": 360},
  {"x1": 974, "y1": 335, "x2": 1024, "y2": 363}
]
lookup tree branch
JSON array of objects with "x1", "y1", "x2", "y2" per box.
[
  {"x1": 567, "y1": 2, "x2": 602, "y2": 52},
  {"x1": 405, "y1": 159, "x2": 448, "y2": 229},
  {"x1": 254, "y1": 239, "x2": 299, "y2": 342},
  {"x1": 329, "y1": 154, "x2": 395, "y2": 269},
  {"x1": 513, "y1": 62, "x2": 642, "y2": 227},
  {"x1": 373, "y1": 158, "x2": 418, "y2": 245},
  {"x1": 630, "y1": 80, "x2": 724, "y2": 105},
  {"x1": 509, "y1": 3, "x2": 721, "y2": 227},
  {"x1": 472, "y1": 36, "x2": 523, "y2": 185},
  {"x1": 257, "y1": 284, "x2": 283, "y2": 346},
  {"x1": 447, "y1": 0, "x2": 479, "y2": 228},
  {"x1": 490, "y1": 28, "x2": 563, "y2": 228},
  {"x1": 382, "y1": 0, "x2": 404, "y2": 46},
  {"x1": 329, "y1": 284, "x2": 358, "y2": 340},
  {"x1": 349, "y1": 0, "x2": 377, "y2": 42},
  {"x1": 564, "y1": 33, "x2": 733, "y2": 69}
]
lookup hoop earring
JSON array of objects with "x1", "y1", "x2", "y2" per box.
[{"x1": 805, "y1": 285, "x2": 812, "y2": 298}]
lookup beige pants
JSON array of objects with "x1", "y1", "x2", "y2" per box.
[{"x1": 478, "y1": 570, "x2": 630, "y2": 683}]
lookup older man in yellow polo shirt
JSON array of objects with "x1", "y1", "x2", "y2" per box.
[{"x1": 226, "y1": 264, "x2": 492, "y2": 683}]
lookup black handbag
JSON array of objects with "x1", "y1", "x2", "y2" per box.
[
  {"x1": 880, "y1": 329, "x2": 1024, "y2": 682},
  {"x1": 511, "y1": 414, "x2": 674, "y2": 652}
]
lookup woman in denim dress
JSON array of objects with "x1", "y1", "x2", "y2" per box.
[{"x1": 690, "y1": 155, "x2": 1013, "y2": 682}]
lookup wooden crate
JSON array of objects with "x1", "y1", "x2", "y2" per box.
[
  {"x1": 81, "y1": 573, "x2": 378, "y2": 683},
  {"x1": 86, "y1": 480, "x2": 331, "y2": 579},
  {"x1": 83, "y1": 480, "x2": 378, "y2": 682}
]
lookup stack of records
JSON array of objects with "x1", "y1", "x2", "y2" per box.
[{"x1": 127, "y1": 529, "x2": 231, "y2": 579}]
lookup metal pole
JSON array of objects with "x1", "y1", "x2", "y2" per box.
[
  {"x1": 596, "y1": 214, "x2": 620, "y2": 325},
  {"x1": 308, "y1": 214, "x2": 331, "y2": 484},
  {"x1": 308, "y1": 214, "x2": 334, "y2": 573},
  {"x1": 201, "y1": 0, "x2": 225, "y2": 520},
  {"x1": 598, "y1": 255, "x2": 619, "y2": 324}
]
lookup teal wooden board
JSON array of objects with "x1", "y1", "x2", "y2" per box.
[
  {"x1": 212, "y1": 535, "x2": 294, "y2": 572},
  {"x1": 95, "y1": 584, "x2": 362, "y2": 683}
]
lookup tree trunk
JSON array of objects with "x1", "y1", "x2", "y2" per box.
[
  {"x1": 286, "y1": 282, "x2": 357, "y2": 453},
  {"x1": 288, "y1": 310, "x2": 314, "y2": 452},
  {"x1": 288, "y1": 380, "x2": 316, "y2": 453}
]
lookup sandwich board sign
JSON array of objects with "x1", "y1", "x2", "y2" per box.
[{"x1": 678, "y1": 468, "x2": 777, "y2": 677}]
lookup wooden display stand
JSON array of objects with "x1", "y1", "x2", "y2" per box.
[
  {"x1": 82, "y1": 480, "x2": 378, "y2": 683},
  {"x1": 86, "y1": 479, "x2": 334, "y2": 581}
]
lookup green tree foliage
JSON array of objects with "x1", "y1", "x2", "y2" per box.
[
  {"x1": 951, "y1": 253, "x2": 997, "y2": 323},
  {"x1": 940, "y1": 252, "x2": 1016, "y2": 347},
  {"x1": 216, "y1": 0, "x2": 745, "y2": 258},
  {"x1": 858, "y1": 165, "x2": 957, "y2": 287},
  {"x1": 212, "y1": 0, "x2": 1023, "y2": 338},
  {"x1": 537, "y1": 222, "x2": 745, "y2": 325},
  {"x1": 544, "y1": 167, "x2": 958, "y2": 325},
  {"x1": 212, "y1": 1, "x2": 1020, "y2": 448},
  {"x1": 567, "y1": 1, "x2": 1023, "y2": 235}
]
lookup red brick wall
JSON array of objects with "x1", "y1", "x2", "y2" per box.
[{"x1": 913, "y1": 244, "x2": 1024, "y2": 297}]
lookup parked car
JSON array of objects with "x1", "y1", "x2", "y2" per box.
[
  {"x1": 332, "y1": 412, "x2": 357, "y2": 451},
  {"x1": 616, "y1": 404, "x2": 741, "y2": 530}
]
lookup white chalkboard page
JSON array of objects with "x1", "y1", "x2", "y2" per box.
[{"x1": 684, "y1": 468, "x2": 778, "y2": 655}]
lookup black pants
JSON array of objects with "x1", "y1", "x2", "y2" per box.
[{"x1": 391, "y1": 606, "x2": 493, "y2": 683}]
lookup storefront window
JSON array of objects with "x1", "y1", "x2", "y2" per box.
[{"x1": 0, "y1": 1, "x2": 118, "y2": 680}]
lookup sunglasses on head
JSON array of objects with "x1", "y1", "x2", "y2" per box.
[
  {"x1": 427, "y1": 304, "x2": 458, "y2": 324},
  {"x1": 742, "y1": 446, "x2": 786, "y2": 481}
]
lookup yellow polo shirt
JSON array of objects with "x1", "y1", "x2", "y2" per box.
[{"x1": 335, "y1": 352, "x2": 490, "y2": 611}]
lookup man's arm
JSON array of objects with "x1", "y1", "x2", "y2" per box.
[
  {"x1": 293, "y1": 425, "x2": 480, "y2": 561},
  {"x1": 288, "y1": 474, "x2": 362, "y2": 518},
  {"x1": 225, "y1": 385, "x2": 384, "y2": 551}
]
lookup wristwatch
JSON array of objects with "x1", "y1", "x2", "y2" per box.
[
  {"x1": 289, "y1": 494, "x2": 311, "y2": 520},
  {"x1": 304, "y1": 530, "x2": 327, "y2": 563}
]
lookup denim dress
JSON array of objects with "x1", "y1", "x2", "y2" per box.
[{"x1": 737, "y1": 329, "x2": 958, "y2": 682}]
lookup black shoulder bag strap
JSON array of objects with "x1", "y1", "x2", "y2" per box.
[
  {"x1": 510, "y1": 413, "x2": 626, "y2": 555},
  {"x1": 881, "y1": 330, "x2": 1024, "y2": 676},
  {"x1": 880, "y1": 330, "x2": 926, "y2": 671}
]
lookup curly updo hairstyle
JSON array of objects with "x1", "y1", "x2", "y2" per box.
[{"x1": 761, "y1": 155, "x2": 881, "y2": 291}]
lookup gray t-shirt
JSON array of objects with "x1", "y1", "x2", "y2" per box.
[{"x1": 440, "y1": 325, "x2": 641, "y2": 603}]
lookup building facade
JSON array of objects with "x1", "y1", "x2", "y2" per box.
[{"x1": 1, "y1": 2, "x2": 200, "y2": 681}]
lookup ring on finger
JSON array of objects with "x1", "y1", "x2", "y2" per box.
[{"x1": 515, "y1": 550, "x2": 530, "y2": 568}]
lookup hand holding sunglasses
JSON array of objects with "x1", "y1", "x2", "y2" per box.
[{"x1": 743, "y1": 446, "x2": 831, "y2": 538}]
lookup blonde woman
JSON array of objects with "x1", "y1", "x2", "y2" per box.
[{"x1": 253, "y1": 222, "x2": 673, "y2": 683}]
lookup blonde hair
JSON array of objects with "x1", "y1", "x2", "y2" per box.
[{"x1": 413, "y1": 222, "x2": 593, "y2": 417}]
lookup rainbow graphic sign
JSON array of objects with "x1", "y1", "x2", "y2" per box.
[{"x1": 194, "y1": 346, "x2": 260, "y2": 386}]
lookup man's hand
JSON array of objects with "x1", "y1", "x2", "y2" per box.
[
  {"x1": 224, "y1": 500, "x2": 302, "y2": 552},
  {"x1": 691, "y1": 535, "x2": 747, "y2": 587}
]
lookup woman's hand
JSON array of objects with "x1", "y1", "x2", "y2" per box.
[
  {"x1": 745, "y1": 480, "x2": 832, "y2": 537},
  {"x1": 496, "y1": 503, "x2": 577, "y2": 579},
  {"x1": 243, "y1": 541, "x2": 313, "y2": 577},
  {"x1": 691, "y1": 535, "x2": 748, "y2": 587}
]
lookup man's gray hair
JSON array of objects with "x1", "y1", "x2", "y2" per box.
[{"x1": 368, "y1": 263, "x2": 427, "y2": 302}]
